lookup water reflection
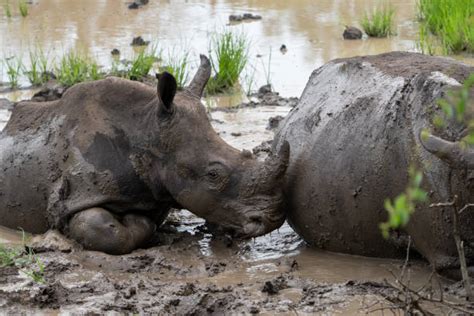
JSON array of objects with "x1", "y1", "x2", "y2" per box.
[{"x1": 0, "y1": 0, "x2": 429, "y2": 98}]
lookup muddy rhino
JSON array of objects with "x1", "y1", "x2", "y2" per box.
[
  {"x1": 0, "y1": 55, "x2": 289, "y2": 254},
  {"x1": 274, "y1": 52, "x2": 473, "y2": 278}
]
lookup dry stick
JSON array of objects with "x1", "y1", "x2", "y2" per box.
[
  {"x1": 387, "y1": 270, "x2": 472, "y2": 314},
  {"x1": 430, "y1": 195, "x2": 473, "y2": 301}
]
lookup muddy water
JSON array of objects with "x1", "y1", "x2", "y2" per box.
[{"x1": 0, "y1": 0, "x2": 439, "y2": 100}]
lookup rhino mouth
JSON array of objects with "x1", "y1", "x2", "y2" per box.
[{"x1": 217, "y1": 195, "x2": 286, "y2": 238}]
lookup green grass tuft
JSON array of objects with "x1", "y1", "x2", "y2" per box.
[
  {"x1": 24, "y1": 49, "x2": 52, "y2": 86},
  {"x1": 3, "y1": 56, "x2": 23, "y2": 89},
  {"x1": 19, "y1": 0, "x2": 28, "y2": 17},
  {"x1": 418, "y1": 0, "x2": 474, "y2": 54},
  {"x1": 360, "y1": 4, "x2": 396, "y2": 38},
  {"x1": 161, "y1": 49, "x2": 190, "y2": 90},
  {"x1": 206, "y1": 30, "x2": 249, "y2": 94},
  {"x1": 127, "y1": 47, "x2": 159, "y2": 81},
  {"x1": 0, "y1": 232, "x2": 45, "y2": 284},
  {"x1": 56, "y1": 51, "x2": 103, "y2": 86},
  {"x1": 4, "y1": 1, "x2": 11, "y2": 18}
]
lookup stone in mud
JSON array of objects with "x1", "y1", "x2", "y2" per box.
[
  {"x1": 274, "y1": 51, "x2": 474, "y2": 279},
  {"x1": 262, "y1": 276, "x2": 288, "y2": 295},
  {"x1": 343, "y1": 26, "x2": 363, "y2": 40},
  {"x1": 243, "y1": 13, "x2": 262, "y2": 20},
  {"x1": 131, "y1": 36, "x2": 149, "y2": 46},
  {"x1": 229, "y1": 14, "x2": 243, "y2": 22},
  {"x1": 267, "y1": 115, "x2": 284, "y2": 130},
  {"x1": 258, "y1": 84, "x2": 272, "y2": 95},
  {"x1": 229, "y1": 13, "x2": 262, "y2": 23},
  {"x1": 0, "y1": 55, "x2": 289, "y2": 255}
]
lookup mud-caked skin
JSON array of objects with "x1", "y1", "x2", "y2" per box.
[
  {"x1": 274, "y1": 52, "x2": 474, "y2": 278},
  {"x1": 0, "y1": 55, "x2": 289, "y2": 255}
]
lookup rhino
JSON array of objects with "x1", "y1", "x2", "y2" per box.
[
  {"x1": 0, "y1": 55, "x2": 289, "y2": 254},
  {"x1": 274, "y1": 52, "x2": 474, "y2": 278}
]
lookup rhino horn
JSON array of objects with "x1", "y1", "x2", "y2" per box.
[
  {"x1": 420, "y1": 132, "x2": 474, "y2": 169},
  {"x1": 258, "y1": 141, "x2": 290, "y2": 191},
  {"x1": 187, "y1": 54, "x2": 211, "y2": 97}
]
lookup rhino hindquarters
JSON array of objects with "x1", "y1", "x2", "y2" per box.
[{"x1": 68, "y1": 207, "x2": 156, "y2": 255}]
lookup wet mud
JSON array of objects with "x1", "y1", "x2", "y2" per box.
[{"x1": 0, "y1": 211, "x2": 440, "y2": 315}]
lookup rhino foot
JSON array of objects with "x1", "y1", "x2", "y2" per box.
[{"x1": 68, "y1": 207, "x2": 156, "y2": 255}]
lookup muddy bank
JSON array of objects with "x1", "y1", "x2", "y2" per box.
[{"x1": 0, "y1": 210, "x2": 444, "y2": 315}]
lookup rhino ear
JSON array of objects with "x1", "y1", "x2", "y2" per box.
[{"x1": 157, "y1": 72, "x2": 177, "y2": 113}]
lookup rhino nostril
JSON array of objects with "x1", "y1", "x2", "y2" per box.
[{"x1": 249, "y1": 215, "x2": 263, "y2": 224}]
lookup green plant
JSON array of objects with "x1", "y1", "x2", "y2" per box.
[
  {"x1": 380, "y1": 167, "x2": 428, "y2": 238},
  {"x1": 56, "y1": 51, "x2": 103, "y2": 86},
  {"x1": 417, "y1": 0, "x2": 474, "y2": 54},
  {"x1": 4, "y1": 1, "x2": 11, "y2": 18},
  {"x1": 24, "y1": 50, "x2": 52, "y2": 86},
  {"x1": 0, "y1": 232, "x2": 45, "y2": 284},
  {"x1": 4, "y1": 56, "x2": 23, "y2": 89},
  {"x1": 19, "y1": 0, "x2": 28, "y2": 17},
  {"x1": 0, "y1": 244, "x2": 23, "y2": 267},
  {"x1": 127, "y1": 47, "x2": 159, "y2": 81},
  {"x1": 161, "y1": 49, "x2": 190, "y2": 89},
  {"x1": 207, "y1": 30, "x2": 249, "y2": 94},
  {"x1": 429, "y1": 73, "x2": 474, "y2": 145},
  {"x1": 261, "y1": 47, "x2": 272, "y2": 87},
  {"x1": 360, "y1": 4, "x2": 396, "y2": 38}
]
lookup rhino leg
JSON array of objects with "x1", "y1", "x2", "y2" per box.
[{"x1": 68, "y1": 208, "x2": 156, "y2": 255}]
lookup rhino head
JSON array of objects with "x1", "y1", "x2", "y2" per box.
[{"x1": 147, "y1": 55, "x2": 289, "y2": 237}]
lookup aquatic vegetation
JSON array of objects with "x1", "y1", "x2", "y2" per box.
[
  {"x1": 418, "y1": 0, "x2": 474, "y2": 54},
  {"x1": 261, "y1": 47, "x2": 273, "y2": 87},
  {"x1": 360, "y1": 4, "x2": 396, "y2": 38},
  {"x1": 3, "y1": 1, "x2": 11, "y2": 18},
  {"x1": 56, "y1": 52, "x2": 103, "y2": 86},
  {"x1": 0, "y1": 233, "x2": 45, "y2": 284},
  {"x1": 24, "y1": 50, "x2": 51, "y2": 86},
  {"x1": 126, "y1": 46, "x2": 159, "y2": 81},
  {"x1": 161, "y1": 49, "x2": 190, "y2": 89},
  {"x1": 3, "y1": 56, "x2": 23, "y2": 89},
  {"x1": 207, "y1": 30, "x2": 249, "y2": 94},
  {"x1": 19, "y1": 0, "x2": 28, "y2": 17}
]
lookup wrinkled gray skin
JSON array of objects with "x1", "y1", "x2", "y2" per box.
[
  {"x1": 274, "y1": 52, "x2": 474, "y2": 278},
  {"x1": 0, "y1": 55, "x2": 289, "y2": 255}
]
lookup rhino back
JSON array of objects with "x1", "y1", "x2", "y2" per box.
[
  {"x1": 275, "y1": 52, "x2": 474, "y2": 260},
  {"x1": 0, "y1": 78, "x2": 169, "y2": 232},
  {"x1": 0, "y1": 101, "x2": 62, "y2": 233}
]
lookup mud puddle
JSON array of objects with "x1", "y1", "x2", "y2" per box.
[
  {"x1": 2, "y1": 0, "x2": 472, "y2": 100},
  {"x1": 0, "y1": 210, "x2": 440, "y2": 315}
]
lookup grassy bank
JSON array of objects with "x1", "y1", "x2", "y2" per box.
[
  {"x1": 1, "y1": 31, "x2": 251, "y2": 94},
  {"x1": 418, "y1": 0, "x2": 474, "y2": 54}
]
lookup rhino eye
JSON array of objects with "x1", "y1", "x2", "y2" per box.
[{"x1": 207, "y1": 170, "x2": 219, "y2": 181}]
